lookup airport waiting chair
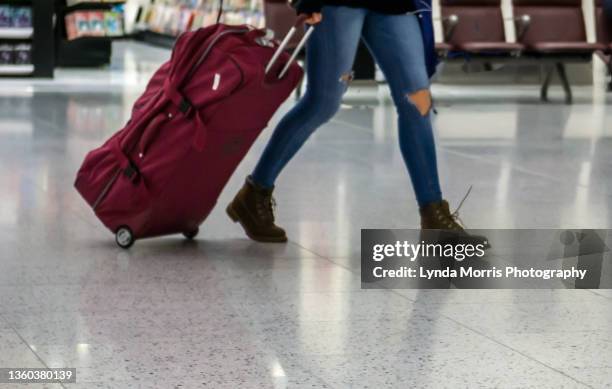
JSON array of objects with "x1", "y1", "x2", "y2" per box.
[
  {"x1": 512, "y1": 0, "x2": 604, "y2": 103},
  {"x1": 438, "y1": 0, "x2": 523, "y2": 55},
  {"x1": 594, "y1": 0, "x2": 612, "y2": 90}
]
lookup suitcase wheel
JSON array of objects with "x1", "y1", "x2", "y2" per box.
[
  {"x1": 116, "y1": 226, "x2": 135, "y2": 249},
  {"x1": 183, "y1": 228, "x2": 199, "y2": 240}
]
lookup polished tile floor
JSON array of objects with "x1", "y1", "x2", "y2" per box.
[{"x1": 1, "y1": 41, "x2": 612, "y2": 388}]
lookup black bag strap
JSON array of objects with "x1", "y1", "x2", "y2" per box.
[{"x1": 217, "y1": 0, "x2": 224, "y2": 23}]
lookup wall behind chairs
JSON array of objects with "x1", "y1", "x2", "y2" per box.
[{"x1": 431, "y1": 0, "x2": 599, "y2": 85}]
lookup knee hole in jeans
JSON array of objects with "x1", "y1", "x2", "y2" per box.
[
  {"x1": 406, "y1": 89, "x2": 431, "y2": 116},
  {"x1": 339, "y1": 71, "x2": 355, "y2": 85}
]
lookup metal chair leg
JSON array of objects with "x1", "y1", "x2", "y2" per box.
[
  {"x1": 540, "y1": 65, "x2": 554, "y2": 102},
  {"x1": 555, "y1": 62, "x2": 572, "y2": 104}
]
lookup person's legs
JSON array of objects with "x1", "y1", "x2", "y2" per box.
[
  {"x1": 228, "y1": 6, "x2": 365, "y2": 242},
  {"x1": 361, "y1": 11, "x2": 442, "y2": 208},
  {"x1": 251, "y1": 6, "x2": 366, "y2": 188},
  {"x1": 362, "y1": 13, "x2": 488, "y2": 246}
]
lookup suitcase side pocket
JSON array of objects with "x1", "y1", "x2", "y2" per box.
[
  {"x1": 75, "y1": 143, "x2": 122, "y2": 209},
  {"x1": 75, "y1": 142, "x2": 151, "y2": 223},
  {"x1": 91, "y1": 167, "x2": 121, "y2": 210}
]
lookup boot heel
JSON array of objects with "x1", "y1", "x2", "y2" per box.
[{"x1": 226, "y1": 203, "x2": 239, "y2": 223}]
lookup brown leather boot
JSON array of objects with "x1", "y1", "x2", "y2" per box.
[
  {"x1": 226, "y1": 176, "x2": 287, "y2": 243},
  {"x1": 420, "y1": 200, "x2": 490, "y2": 248}
]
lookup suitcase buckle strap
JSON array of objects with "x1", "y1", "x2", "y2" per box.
[
  {"x1": 123, "y1": 160, "x2": 140, "y2": 183},
  {"x1": 178, "y1": 98, "x2": 193, "y2": 115},
  {"x1": 164, "y1": 80, "x2": 193, "y2": 117},
  {"x1": 110, "y1": 138, "x2": 141, "y2": 184}
]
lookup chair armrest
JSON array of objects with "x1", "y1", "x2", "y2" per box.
[
  {"x1": 514, "y1": 14, "x2": 531, "y2": 41},
  {"x1": 442, "y1": 14, "x2": 459, "y2": 42}
]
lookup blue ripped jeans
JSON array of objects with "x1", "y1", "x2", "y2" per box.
[{"x1": 251, "y1": 6, "x2": 442, "y2": 207}]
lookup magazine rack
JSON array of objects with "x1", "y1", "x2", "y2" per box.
[
  {"x1": 55, "y1": 0, "x2": 125, "y2": 67},
  {"x1": 0, "y1": 0, "x2": 54, "y2": 77},
  {"x1": 135, "y1": 0, "x2": 263, "y2": 49}
]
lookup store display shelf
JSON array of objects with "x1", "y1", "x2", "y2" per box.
[
  {"x1": 0, "y1": 27, "x2": 33, "y2": 39},
  {"x1": 0, "y1": 64, "x2": 34, "y2": 75},
  {"x1": 0, "y1": 0, "x2": 32, "y2": 4},
  {"x1": 56, "y1": 36, "x2": 111, "y2": 67},
  {"x1": 64, "y1": 1, "x2": 125, "y2": 11},
  {"x1": 136, "y1": 30, "x2": 177, "y2": 49},
  {"x1": 65, "y1": 35, "x2": 112, "y2": 41}
]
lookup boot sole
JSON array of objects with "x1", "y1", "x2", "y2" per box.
[{"x1": 226, "y1": 202, "x2": 288, "y2": 243}]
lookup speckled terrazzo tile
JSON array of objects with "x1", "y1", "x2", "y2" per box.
[
  {"x1": 0, "y1": 266, "x2": 358, "y2": 317},
  {"x1": 565, "y1": 367, "x2": 612, "y2": 388},
  {"x1": 31, "y1": 340, "x2": 328, "y2": 387},
  {"x1": 0, "y1": 317, "x2": 11, "y2": 330},
  {"x1": 393, "y1": 289, "x2": 606, "y2": 304},
  {"x1": 239, "y1": 314, "x2": 493, "y2": 357},
  {"x1": 214, "y1": 263, "x2": 362, "y2": 294},
  {"x1": 1, "y1": 239, "x2": 322, "y2": 287},
  {"x1": 83, "y1": 237, "x2": 323, "y2": 262},
  {"x1": 7, "y1": 300, "x2": 271, "y2": 349},
  {"x1": 51, "y1": 383, "x2": 133, "y2": 389},
  {"x1": 0, "y1": 281, "x2": 239, "y2": 315},
  {"x1": 66, "y1": 369, "x2": 331, "y2": 389},
  {"x1": 66, "y1": 375, "x2": 331, "y2": 389},
  {"x1": 0, "y1": 253, "x2": 220, "y2": 287},
  {"x1": 286, "y1": 351, "x2": 587, "y2": 389},
  {"x1": 224, "y1": 289, "x2": 418, "y2": 323},
  {"x1": 490, "y1": 331, "x2": 612, "y2": 370},
  {"x1": 3, "y1": 310, "x2": 190, "y2": 345},
  {"x1": 0, "y1": 249, "x2": 337, "y2": 293},
  {"x1": 0, "y1": 384, "x2": 62, "y2": 389},
  {"x1": 182, "y1": 238, "x2": 322, "y2": 261},
  {"x1": 0, "y1": 329, "x2": 45, "y2": 367},
  {"x1": 212, "y1": 250, "x2": 337, "y2": 272},
  {"x1": 420, "y1": 299, "x2": 612, "y2": 334},
  {"x1": 30, "y1": 344, "x2": 130, "y2": 382},
  {"x1": 589, "y1": 289, "x2": 612, "y2": 299}
]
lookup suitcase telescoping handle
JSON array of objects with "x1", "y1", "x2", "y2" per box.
[{"x1": 264, "y1": 15, "x2": 315, "y2": 79}]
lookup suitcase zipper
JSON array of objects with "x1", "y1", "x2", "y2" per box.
[
  {"x1": 92, "y1": 167, "x2": 122, "y2": 210},
  {"x1": 186, "y1": 28, "x2": 250, "y2": 81}
]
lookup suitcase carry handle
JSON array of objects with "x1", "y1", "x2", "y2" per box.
[
  {"x1": 265, "y1": 15, "x2": 314, "y2": 79},
  {"x1": 277, "y1": 27, "x2": 314, "y2": 79}
]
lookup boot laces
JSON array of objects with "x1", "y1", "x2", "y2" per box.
[
  {"x1": 450, "y1": 185, "x2": 472, "y2": 228},
  {"x1": 270, "y1": 196, "x2": 277, "y2": 214},
  {"x1": 259, "y1": 194, "x2": 277, "y2": 222}
]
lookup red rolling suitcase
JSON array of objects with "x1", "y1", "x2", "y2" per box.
[{"x1": 74, "y1": 20, "x2": 313, "y2": 248}]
